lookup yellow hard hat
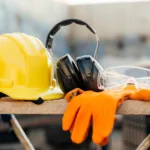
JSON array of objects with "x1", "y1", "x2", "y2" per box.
[{"x1": 0, "y1": 33, "x2": 64, "y2": 101}]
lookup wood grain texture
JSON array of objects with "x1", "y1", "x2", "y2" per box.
[
  {"x1": 0, "y1": 97, "x2": 150, "y2": 114},
  {"x1": 0, "y1": 97, "x2": 67, "y2": 114},
  {"x1": 117, "y1": 100, "x2": 150, "y2": 115}
]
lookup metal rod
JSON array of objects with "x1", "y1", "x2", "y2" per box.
[
  {"x1": 136, "y1": 134, "x2": 150, "y2": 150},
  {"x1": 10, "y1": 115, "x2": 35, "y2": 150},
  {"x1": 94, "y1": 33, "x2": 100, "y2": 60}
]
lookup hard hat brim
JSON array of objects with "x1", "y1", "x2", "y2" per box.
[{"x1": 0, "y1": 86, "x2": 64, "y2": 100}]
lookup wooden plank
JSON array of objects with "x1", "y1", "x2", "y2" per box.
[
  {"x1": 117, "y1": 100, "x2": 150, "y2": 115},
  {"x1": 0, "y1": 97, "x2": 150, "y2": 115},
  {"x1": 0, "y1": 97, "x2": 67, "y2": 114}
]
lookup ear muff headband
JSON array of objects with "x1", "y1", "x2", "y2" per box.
[{"x1": 45, "y1": 19, "x2": 99, "y2": 60}]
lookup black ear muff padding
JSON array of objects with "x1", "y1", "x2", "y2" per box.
[
  {"x1": 76, "y1": 55, "x2": 103, "y2": 92},
  {"x1": 56, "y1": 54, "x2": 83, "y2": 93}
]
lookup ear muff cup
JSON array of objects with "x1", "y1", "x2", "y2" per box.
[
  {"x1": 56, "y1": 54, "x2": 83, "y2": 93},
  {"x1": 76, "y1": 55, "x2": 103, "y2": 92}
]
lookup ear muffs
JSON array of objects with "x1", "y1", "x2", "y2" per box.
[
  {"x1": 77, "y1": 55, "x2": 103, "y2": 92},
  {"x1": 56, "y1": 54, "x2": 84, "y2": 93},
  {"x1": 46, "y1": 19, "x2": 104, "y2": 93}
]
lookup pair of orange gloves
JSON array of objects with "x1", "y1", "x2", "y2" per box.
[{"x1": 62, "y1": 85, "x2": 150, "y2": 146}]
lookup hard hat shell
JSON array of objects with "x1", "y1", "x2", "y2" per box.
[{"x1": 0, "y1": 33, "x2": 64, "y2": 100}]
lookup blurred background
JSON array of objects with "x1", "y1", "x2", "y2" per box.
[{"x1": 0, "y1": 0, "x2": 150, "y2": 149}]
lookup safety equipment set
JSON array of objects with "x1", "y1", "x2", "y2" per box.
[
  {"x1": 46, "y1": 19, "x2": 104, "y2": 93},
  {"x1": 1, "y1": 19, "x2": 150, "y2": 147},
  {"x1": 0, "y1": 19, "x2": 149, "y2": 99}
]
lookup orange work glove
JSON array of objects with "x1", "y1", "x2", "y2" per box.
[
  {"x1": 62, "y1": 85, "x2": 137, "y2": 146},
  {"x1": 129, "y1": 89, "x2": 150, "y2": 101}
]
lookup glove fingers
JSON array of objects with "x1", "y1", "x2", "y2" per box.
[
  {"x1": 70, "y1": 124, "x2": 74, "y2": 134},
  {"x1": 96, "y1": 137, "x2": 108, "y2": 146},
  {"x1": 62, "y1": 98, "x2": 81, "y2": 131},
  {"x1": 129, "y1": 89, "x2": 150, "y2": 101},
  {"x1": 70, "y1": 122, "x2": 89, "y2": 140},
  {"x1": 92, "y1": 106, "x2": 115, "y2": 144},
  {"x1": 100, "y1": 137, "x2": 108, "y2": 146},
  {"x1": 92, "y1": 110, "x2": 102, "y2": 144},
  {"x1": 71, "y1": 106, "x2": 91, "y2": 144}
]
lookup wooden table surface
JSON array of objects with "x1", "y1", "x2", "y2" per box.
[{"x1": 0, "y1": 97, "x2": 150, "y2": 115}]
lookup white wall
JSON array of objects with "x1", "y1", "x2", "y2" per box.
[
  {"x1": 10, "y1": 0, "x2": 69, "y2": 28},
  {"x1": 0, "y1": 0, "x2": 70, "y2": 40},
  {"x1": 70, "y1": 2, "x2": 150, "y2": 40},
  {"x1": 2, "y1": 1, "x2": 150, "y2": 40}
]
